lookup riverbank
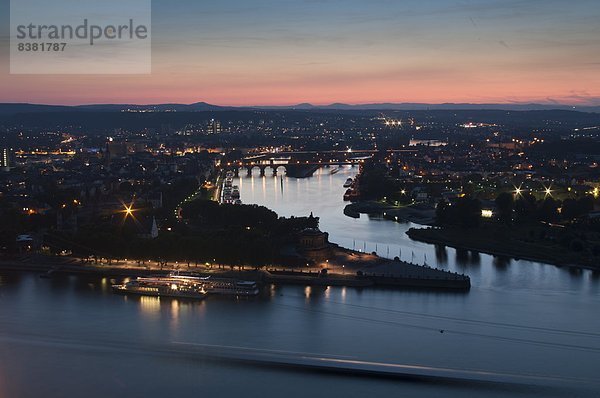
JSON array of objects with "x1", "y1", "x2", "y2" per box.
[
  {"x1": 407, "y1": 227, "x2": 599, "y2": 271},
  {"x1": 344, "y1": 201, "x2": 436, "y2": 225},
  {"x1": 0, "y1": 253, "x2": 470, "y2": 291},
  {"x1": 325, "y1": 244, "x2": 469, "y2": 288}
]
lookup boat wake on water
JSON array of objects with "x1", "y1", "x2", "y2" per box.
[
  {"x1": 170, "y1": 342, "x2": 599, "y2": 390},
  {"x1": 1, "y1": 332, "x2": 597, "y2": 395}
]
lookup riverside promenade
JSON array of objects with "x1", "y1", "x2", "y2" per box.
[{"x1": 0, "y1": 252, "x2": 470, "y2": 291}]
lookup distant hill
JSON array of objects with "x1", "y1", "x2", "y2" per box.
[
  {"x1": 76, "y1": 101, "x2": 241, "y2": 112},
  {"x1": 0, "y1": 103, "x2": 78, "y2": 114},
  {"x1": 258, "y1": 102, "x2": 600, "y2": 113},
  {"x1": 0, "y1": 101, "x2": 598, "y2": 115},
  {"x1": 0, "y1": 102, "x2": 240, "y2": 115}
]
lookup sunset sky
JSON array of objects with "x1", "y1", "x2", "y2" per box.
[{"x1": 1, "y1": 0, "x2": 600, "y2": 106}]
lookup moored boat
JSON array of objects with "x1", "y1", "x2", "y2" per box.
[
  {"x1": 343, "y1": 188, "x2": 360, "y2": 202},
  {"x1": 112, "y1": 277, "x2": 207, "y2": 300},
  {"x1": 168, "y1": 272, "x2": 260, "y2": 296},
  {"x1": 205, "y1": 278, "x2": 260, "y2": 296}
]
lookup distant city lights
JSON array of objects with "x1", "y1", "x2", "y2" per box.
[
  {"x1": 384, "y1": 119, "x2": 402, "y2": 127},
  {"x1": 481, "y1": 209, "x2": 494, "y2": 218}
]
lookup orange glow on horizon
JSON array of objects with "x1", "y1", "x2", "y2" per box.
[{"x1": 1, "y1": 61, "x2": 599, "y2": 107}]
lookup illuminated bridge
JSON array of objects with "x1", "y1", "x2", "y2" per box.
[{"x1": 224, "y1": 149, "x2": 417, "y2": 178}]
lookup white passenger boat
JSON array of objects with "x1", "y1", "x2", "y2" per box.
[
  {"x1": 112, "y1": 277, "x2": 207, "y2": 300},
  {"x1": 168, "y1": 272, "x2": 260, "y2": 296}
]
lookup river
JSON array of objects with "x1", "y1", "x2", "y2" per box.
[{"x1": 0, "y1": 166, "x2": 598, "y2": 397}]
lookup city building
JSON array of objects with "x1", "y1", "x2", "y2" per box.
[
  {"x1": 1, "y1": 147, "x2": 11, "y2": 171},
  {"x1": 210, "y1": 119, "x2": 222, "y2": 134},
  {"x1": 298, "y1": 227, "x2": 331, "y2": 262}
]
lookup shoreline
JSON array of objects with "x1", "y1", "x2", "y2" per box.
[
  {"x1": 0, "y1": 254, "x2": 471, "y2": 291},
  {"x1": 344, "y1": 201, "x2": 436, "y2": 225},
  {"x1": 343, "y1": 199, "x2": 596, "y2": 272},
  {"x1": 406, "y1": 227, "x2": 598, "y2": 272}
]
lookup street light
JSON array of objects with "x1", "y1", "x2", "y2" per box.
[
  {"x1": 514, "y1": 185, "x2": 523, "y2": 197},
  {"x1": 120, "y1": 199, "x2": 138, "y2": 222},
  {"x1": 124, "y1": 204, "x2": 134, "y2": 217}
]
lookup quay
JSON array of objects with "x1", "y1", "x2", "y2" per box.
[
  {"x1": 263, "y1": 263, "x2": 470, "y2": 290},
  {"x1": 0, "y1": 253, "x2": 470, "y2": 291}
]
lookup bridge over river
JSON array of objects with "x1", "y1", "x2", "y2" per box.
[{"x1": 227, "y1": 149, "x2": 417, "y2": 178}]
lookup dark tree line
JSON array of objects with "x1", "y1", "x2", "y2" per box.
[
  {"x1": 357, "y1": 161, "x2": 396, "y2": 200},
  {"x1": 436, "y1": 197, "x2": 482, "y2": 228},
  {"x1": 437, "y1": 193, "x2": 596, "y2": 228},
  {"x1": 44, "y1": 199, "x2": 319, "y2": 267},
  {"x1": 495, "y1": 193, "x2": 594, "y2": 224}
]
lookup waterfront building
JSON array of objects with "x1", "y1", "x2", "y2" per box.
[{"x1": 298, "y1": 228, "x2": 331, "y2": 262}]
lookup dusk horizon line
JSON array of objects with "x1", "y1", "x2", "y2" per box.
[{"x1": 1, "y1": 100, "x2": 598, "y2": 108}]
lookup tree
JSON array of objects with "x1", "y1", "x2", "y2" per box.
[
  {"x1": 537, "y1": 198, "x2": 559, "y2": 222},
  {"x1": 561, "y1": 197, "x2": 593, "y2": 221},
  {"x1": 435, "y1": 197, "x2": 482, "y2": 228},
  {"x1": 455, "y1": 197, "x2": 482, "y2": 228},
  {"x1": 435, "y1": 199, "x2": 450, "y2": 225},
  {"x1": 570, "y1": 239, "x2": 584, "y2": 252},
  {"x1": 359, "y1": 162, "x2": 393, "y2": 200},
  {"x1": 515, "y1": 193, "x2": 537, "y2": 223},
  {"x1": 495, "y1": 192, "x2": 514, "y2": 223}
]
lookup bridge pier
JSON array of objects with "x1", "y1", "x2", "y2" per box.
[
  {"x1": 284, "y1": 164, "x2": 319, "y2": 178},
  {"x1": 259, "y1": 166, "x2": 266, "y2": 177},
  {"x1": 246, "y1": 166, "x2": 253, "y2": 177}
]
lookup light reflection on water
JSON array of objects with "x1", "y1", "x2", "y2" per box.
[
  {"x1": 140, "y1": 295, "x2": 161, "y2": 315},
  {"x1": 238, "y1": 167, "x2": 600, "y2": 294},
  {"x1": 304, "y1": 286, "x2": 311, "y2": 299},
  {"x1": 0, "y1": 271, "x2": 599, "y2": 398}
]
